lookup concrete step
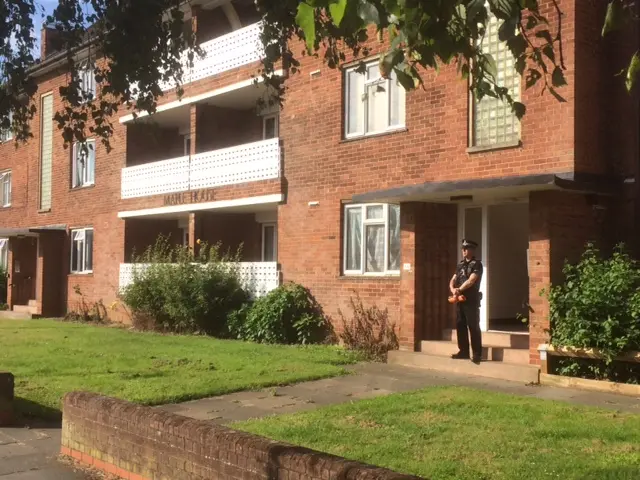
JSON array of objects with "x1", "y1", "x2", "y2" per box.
[
  {"x1": 27, "y1": 299, "x2": 37, "y2": 307},
  {"x1": 0, "y1": 310, "x2": 32, "y2": 320},
  {"x1": 12, "y1": 305, "x2": 37, "y2": 315},
  {"x1": 443, "y1": 329, "x2": 530, "y2": 349},
  {"x1": 388, "y1": 350, "x2": 540, "y2": 384},
  {"x1": 421, "y1": 340, "x2": 530, "y2": 365}
]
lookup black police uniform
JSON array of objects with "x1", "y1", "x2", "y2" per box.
[{"x1": 453, "y1": 245, "x2": 484, "y2": 361}]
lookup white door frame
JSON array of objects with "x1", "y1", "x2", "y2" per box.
[{"x1": 457, "y1": 204, "x2": 489, "y2": 332}]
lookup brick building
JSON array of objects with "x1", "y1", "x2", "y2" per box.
[{"x1": 0, "y1": 0, "x2": 637, "y2": 375}]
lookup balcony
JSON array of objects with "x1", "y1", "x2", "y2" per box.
[
  {"x1": 119, "y1": 262, "x2": 280, "y2": 298},
  {"x1": 160, "y1": 21, "x2": 264, "y2": 91},
  {"x1": 121, "y1": 138, "x2": 280, "y2": 200}
]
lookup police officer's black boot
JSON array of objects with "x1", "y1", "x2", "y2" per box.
[{"x1": 451, "y1": 352, "x2": 470, "y2": 360}]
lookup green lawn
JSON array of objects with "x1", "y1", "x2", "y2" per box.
[
  {"x1": 0, "y1": 319, "x2": 358, "y2": 417},
  {"x1": 236, "y1": 387, "x2": 640, "y2": 480}
]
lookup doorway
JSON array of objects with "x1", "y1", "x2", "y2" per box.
[
  {"x1": 459, "y1": 202, "x2": 529, "y2": 332},
  {"x1": 11, "y1": 236, "x2": 38, "y2": 306}
]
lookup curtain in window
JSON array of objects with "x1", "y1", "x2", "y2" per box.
[
  {"x1": 365, "y1": 224, "x2": 385, "y2": 272},
  {"x1": 346, "y1": 208, "x2": 362, "y2": 271},
  {"x1": 388, "y1": 205, "x2": 400, "y2": 271}
]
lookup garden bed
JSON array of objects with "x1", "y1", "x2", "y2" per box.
[{"x1": 538, "y1": 344, "x2": 640, "y2": 396}]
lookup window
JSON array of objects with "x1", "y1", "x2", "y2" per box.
[
  {"x1": 0, "y1": 171, "x2": 11, "y2": 207},
  {"x1": 78, "y1": 60, "x2": 96, "y2": 101},
  {"x1": 343, "y1": 203, "x2": 400, "y2": 275},
  {"x1": 344, "y1": 61, "x2": 405, "y2": 138},
  {"x1": 263, "y1": 114, "x2": 279, "y2": 140},
  {"x1": 0, "y1": 111, "x2": 13, "y2": 143},
  {"x1": 70, "y1": 228, "x2": 94, "y2": 274},
  {"x1": 40, "y1": 93, "x2": 53, "y2": 210},
  {"x1": 183, "y1": 134, "x2": 191, "y2": 156},
  {"x1": 262, "y1": 223, "x2": 277, "y2": 262},
  {"x1": 0, "y1": 238, "x2": 8, "y2": 271},
  {"x1": 471, "y1": 13, "x2": 521, "y2": 147},
  {"x1": 72, "y1": 140, "x2": 95, "y2": 188}
]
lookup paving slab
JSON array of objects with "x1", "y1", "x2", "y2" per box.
[
  {"x1": 0, "y1": 420, "x2": 92, "y2": 480},
  {"x1": 159, "y1": 362, "x2": 640, "y2": 423}
]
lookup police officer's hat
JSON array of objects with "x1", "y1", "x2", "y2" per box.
[{"x1": 462, "y1": 239, "x2": 478, "y2": 249}]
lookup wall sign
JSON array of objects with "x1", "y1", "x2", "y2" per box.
[{"x1": 163, "y1": 189, "x2": 215, "y2": 206}]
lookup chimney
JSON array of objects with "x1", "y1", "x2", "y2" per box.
[{"x1": 40, "y1": 27, "x2": 62, "y2": 60}]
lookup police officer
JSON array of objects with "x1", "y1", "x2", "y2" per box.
[{"x1": 449, "y1": 239, "x2": 484, "y2": 364}]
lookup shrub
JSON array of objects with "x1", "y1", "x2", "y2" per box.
[
  {"x1": 338, "y1": 293, "x2": 398, "y2": 361},
  {"x1": 65, "y1": 285, "x2": 108, "y2": 323},
  {"x1": 546, "y1": 243, "x2": 640, "y2": 366},
  {"x1": 229, "y1": 282, "x2": 329, "y2": 344},
  {"x1": 120, "y1": 236, "x2": 249, "y2": 335}
]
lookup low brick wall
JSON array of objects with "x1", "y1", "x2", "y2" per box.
[
  {"x1": 62, "y1": 392, "x2": 423, "y2": 480},
  {"x1": 0, "y1": 372, "x2": 14, "y2": 426}
]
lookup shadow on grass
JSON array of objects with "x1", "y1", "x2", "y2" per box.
[
  {"x1": 13, "y1": 396, "x2": 62, "y2": 427},
  {"x1": 580, "y1": 465, "x2": 640, "y2": 480}
]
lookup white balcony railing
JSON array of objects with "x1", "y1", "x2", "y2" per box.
[
  {"x1": 160, "y1": 22, "x2": 264, "y2": 91},
  {"x1": 119, "y1": 262, "x2": 280, "y2": 298},
  {"x1": 121, "y1": 138, "x2": 281, "y2": 199}
]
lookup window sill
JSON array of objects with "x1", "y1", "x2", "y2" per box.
[
  {"x1": 338, "y1": 274, "x2": 400, "y2": 281},
  {"x1": 1, "y1": 205, "x2": 11, "y2": 209},
  {"x1": 38, "y1": 208, "x2": 51, "y2": 214},
  {"x1": 69, "y1": 272, "x2": 93, "y2": 277},
  {"x1": 467, "y1": 140, "x2": 522, "y2": 154},
  {"x1": 70, "y1": 184, "x2": 95, "y2": 191},
  {"x1": 341, "y1": 127, "x2": 408, "y2": 144}
]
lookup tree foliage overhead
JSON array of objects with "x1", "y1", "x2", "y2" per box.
[{"x1": 0, "y1": 0, "x2": 637, "y2": 150}]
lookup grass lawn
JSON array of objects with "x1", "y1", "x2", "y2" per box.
[
  {"x1": 236, "y1": 387, "x2": 640, "y2": 480},
  {"x1": 0, "y1": 319, "x2": 358, "y2": 418}
]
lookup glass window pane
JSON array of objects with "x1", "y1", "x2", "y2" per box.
[
  {"x1": 389, "y1": 75, "x2": 405, "y2": 127},
  {"x1": 388, "y1": 205, "x2": 401, "y2": 271},
  {"x1": 264, "y1": 117, "x2": 278, "y2": 139},
  {"x1": 87, "y1": 141, "x2": 95, "y2": 184},
  {"x1": 85, "y1": 230, "x2": 93, "y2": 271},
  {"x1": 366, "y1": 205, "x2": 384, "y2": 220},
  {"x1": 263, "y1": 225, "x2": 275, "y2": 262},
  {"x1": 71, "y1": 238, "x2": 80, "y2": 272},
  {"x1": 346, "y1": 70, "x2": 364, "y2": 135},
  {"x1": 366, "y1": 64, "x2": 380, "y2": 81},
  {"x1": 365, "y1": 224, "x2": 385, "y2": 272},
  {"x1": 366, "y1": 81, "x2": 388, "y2": 133},
  {"x1": 345, "y1": 207, "x2": 362, "y2": 271}
]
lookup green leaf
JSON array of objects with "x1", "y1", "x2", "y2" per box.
[
  {"x1": 549, "y1": 86, "x2": 567, "y2": 102},
  {"x1": 329, "y1": 0, "x2": 348, "y2": 26},
  {"x1": 296, "y1": 2, "x2": 316, "y2": 52},
  {"x1": 394, "y1": 68, "x2": 417, "y2": 91},
  {"x1": 512, "y1": 101, "x2": 526, "y2": 120},
  {"x1": 626, "y1": 52, "x2": 640, "y2": 92},
  {"x1": 552, "y1": 66, "x2": 567, "y2": 87},
  {"x1": 602, "y1": 0, "x2": 624, "y2": 37}
]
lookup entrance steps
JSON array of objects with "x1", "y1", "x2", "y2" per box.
[
  {"x1": 388, "y1": 329, "x2": 540, "y2": 384},
  {"x1": 1, "y1": 301, "x2": 39, "y2": 319}
]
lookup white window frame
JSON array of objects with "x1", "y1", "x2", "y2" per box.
[
  {"x1": 0, "y1": 111, "x2": 13, "y2": 143},
  {"x1": 262, "y1": 114, "x2": 279, "y2": 140},
  {"x1": 72, "y1": 139, "x2": 96, "y2": 188},
  {"x1": 343, "y1": 203, "x2": 400, "y2": 276},
  {"x1": 0, "y1": 238, "x2": 8, "y2": 271},
  {"x1": 77, "y1": 60, "x2": 96, "y2": 102},
  {"x1": 70, "y1": 228, "x2": 94, "y2": 274},
  {"x1": 344, "y1": 61, "x2": 406, "y2": 139},
  {"x1": 261, "y1": 223, "x2": 277, "y2": 262},
  {"x1": 0, "y1": 171, "x2": 11, "y2": 207}
]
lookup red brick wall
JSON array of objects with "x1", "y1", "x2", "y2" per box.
[
  {"x1": 62, "y1": 392, "x2": 420, "y2": 480},
  {"x1": 528, "y1": 190, "x2": 607, "y2": 363}
]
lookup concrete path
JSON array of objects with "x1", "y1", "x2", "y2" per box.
[
  {"x1": 0, "y1": 419, "x2": 93, "y2": 479},
  {"x1": 2, "y1": 363, "x2": 639, "y2": 478},
  {"x1": 159, "y1": 363, "x2": 640, "y2": 423}
]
